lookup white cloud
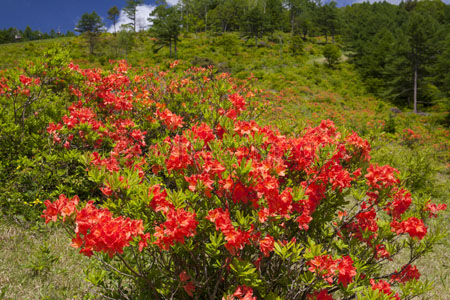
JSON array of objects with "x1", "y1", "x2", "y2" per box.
[
  {"x1": 354, "y1": 0, "x2": 402, "y2": 3},
  {"x1": 167, "y1": 0, "x2": 179, "y2": 5},
  {"x1": 107, "y1": 4, "x2": 155, "y2": 33}
]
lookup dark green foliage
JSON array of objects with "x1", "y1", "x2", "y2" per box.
[
  {"x1": 341, "y1": 0, "x2": 450, "y2": 111},
  {"x1": 290, "y1": 34, "x2": 304, "y2": 56},
  {"x1": 315, "y1": 1, "x2": 339, "y2": 44},
  {"x1": 150, "y1": 1, "x2": 182, "y2": 58},
  {"x1": 241, "y1": 4, "x2": 266, "y2": 47},
  {"x1": 322, "y1": 43, "x2": 340, "y2": 68},
  {"x1": 117, "y1": 28, "x2": 136, "y2": 57}
]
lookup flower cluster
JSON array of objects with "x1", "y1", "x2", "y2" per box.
[
  {"x1": 307, "y1": 255, "x2": 356, "y2": 287},
  {"x1": 153, "y1": 208, "x2": 198, "y2": 250},
  {"x1": 207, "y1": 208, "x2": 254, "y2": 255},
  {"x1": 390, "y1": 217, "x2": 427, "y2": 240},
  {"x1": 370, "y1": 279, "x2": 400, "y2": 300},
  {"x1": 42, "y1": 194, "x2": 79, "y2": 223},
  {"x1": 71, "y1": 201, "x2": 147, "y2": 258}
]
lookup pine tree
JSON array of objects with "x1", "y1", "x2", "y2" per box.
[
  {"x1": 108, "y1": 6, "x2": 120, "y2": 35},
  {"x1": 149, "y1": 1, "x2": 182, "y2": 58},
  {"x1": 124, "y1": 0, "x2": 144, "y2": 32},
  {"x1": 75, "y1": 11, "x2": 104, "y2": 55}
]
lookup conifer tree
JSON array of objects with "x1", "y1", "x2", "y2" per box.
[
  {"x1": 149, "y1": 1, "x2": 182, "y2": 58},
  {"x1": 108, "y1": 6, "x2": 120, "y2": 35},
  {"x1": 124, "y1": 0, "x2": 144, "y2": 32},
  {"x1": 75, "y1": 11, "x2": 104, "y2": 55}
]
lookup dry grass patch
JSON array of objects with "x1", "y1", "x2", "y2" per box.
[{"x1": 0, "y1": 216, "x2": 95, "y2": 300}]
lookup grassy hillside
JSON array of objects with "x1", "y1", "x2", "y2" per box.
[{"x1": 1, "y1": 33, "x2": 449, "y2": 299}]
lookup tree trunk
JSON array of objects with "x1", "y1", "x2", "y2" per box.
[
  {"x1": 174, "y1": 39, "x2": 177, "y2": 59},
  {"x1": 205, "y1": 6, "x2": 208, "y2": 32},
  {"x1": 278, "y1": 35, "x2": 283, "y2": 60},
  {"x1": 413, "y1": 63, "x2": 418, "y2": 113},
  {"x1": 169, "y1": 40, "x2": 172, "y2": 58},
  {"x1": 89, "y1": 34, "x2": 94, "y2": 55},
  {"x1": 290, "y1": 5, "x2": 295, "y2": 34}
]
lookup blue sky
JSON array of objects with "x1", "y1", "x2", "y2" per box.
[
  {"x1": 0, "y1": 0, "x2": 174, "y2": 33},
  {"x1": 0, "y1": 0, "x2": 449, "y2": 34}
]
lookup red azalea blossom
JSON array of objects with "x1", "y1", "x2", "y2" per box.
[
  {"x1": 72, "y1": 201, "x2": 145, "y2": 258},
  {"x1": 389, "y1": 188, "x2": 412, "y2": 218},
  {"x1": 370, "y1": 279, "x2": 400, "y2": 300},
  {"x1": 375, "y1": 244, "x2": 390, "y2": 260},
  {"x1": 148, "y1": 185, "x2": 173, "y2": 212},
  {"x1": 42, "y1": 194, "x2": 79, "y2": 223},
  {"x1": 345, "y1": 131, "x2": 371, "y2": 161},
  {"x1": 206, "y1": 208, "x2": 252, "y2": 255},
  {"x1": 365, "y1": 164, "x2": 400, "y2": 190},
  {"x1": 424, "y1": 201, "x2": 447, "y2": 218},
  {"x1": 307, "y1": 255, "x2": 338, "y2": 284},
  {"x1": 153, "y1": 208, "x2": 198, "y2": 250},
  {"x1": 228, "y1": 285, "x2": 256, "y2": 300},
  {"x1": 156, "y1": 108, "x2": 184, "y2": 130},
  {"x1": 19, "y1": 74, "x2": 33, "y2": 86},
  {"x1": 179, "y1": 271, "x2": 196, "y2": 296},
  {"x1": 307, "y1": 290, "x2": 334, "y2": 300},
  {"x1": 259, "y1": 235, "x2": 275, "y2": 257},
  {"x1": 337, "y1": 256, "x2": 357, "y2": 287},
  {"x1": 308, "y1": 255, "x2": 356, "y2": 287},
  {"x1": 391, "y1": 264, "x2": 421, "y2": 283},
  {"x1": 390, "y1": 217, "x2": 427, "y2": 240}
]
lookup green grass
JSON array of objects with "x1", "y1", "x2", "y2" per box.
[{"x1": 0, "y1": 217, "x2": 95, "y2": 300}]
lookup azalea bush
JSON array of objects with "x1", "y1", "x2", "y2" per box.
[{"x1": 38, "y1": 60, "x2": 447, "y2": 300}]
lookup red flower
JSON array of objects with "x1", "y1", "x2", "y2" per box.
[
  {"x1": 41, "y1": 194, "x2": 79, "y2": 223},
  {"x1": 370, "y1": 279, "x2": 400, "y2": 300},
  {"x1": 389, "y1": 189, "x2": 412, "y2": 218},
  {"x1": 337, "y1": 256, "x2": 356, "y2": 287},
  {"x1": 156, "y1": 108, "x2": 184, "y2": 131},
  {"x1": 365, "y1": 164, "x2": 399, "y2": 190},
  {"x1": 391, "y1": 264, "x2": 420, "y2": 283},
  {"x1": 73, "y1": 201, "x2": 145, "y2": 258},
  {"x1": 307, "y1": 290, "x2": 334, "y2": 300},
  {"x1": 259, "y1": 235, "x2": 275, "y2": 257},
  {"x1": 206, "y1": 208, "x2": 251, "y2": 255},
  {"x1": 345, "y1": 131, "x2": 371, "y2": 161},
  {"x1": 148, "y1": 185, "x2": 173, "y2": 213},
  {"x1": 375, "y1": 244, "x2": 390, "y2": 260},
  {"x1": 153, "y1": 208, "x2": 198, "y2": 250},
  {"x1": 231, "y1": 285, "x2": 256, "y2": 300},
  {"x1": 179, "y1": 271, "x2": 196, "y2": 297},
  {"x1": 307, "y1": 255, "x2": 338, "y2": 284},
  {"x1": 424, "y1": 201, "x2": 447, "y2": 218},
  {"x1": 390, "y1": 217, "x2": 427, "y2": 240},
  {"x1": 19, "y1": 74, "x2": 33, "y2": 86}
]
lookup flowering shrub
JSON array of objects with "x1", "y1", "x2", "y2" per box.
[{"x1": 40, "y1": 60, "x2": 446, "y2": 299}]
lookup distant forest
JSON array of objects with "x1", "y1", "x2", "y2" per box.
[
  {"x1": 0, "y1": 26, "x2": 76, "y2": 43},
  {"x1": 145, "y1": 0, "x2": 450, "y2": 109},
  {"x1": 4, "y1": 0, "x2": 450, "y2": 109}
]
